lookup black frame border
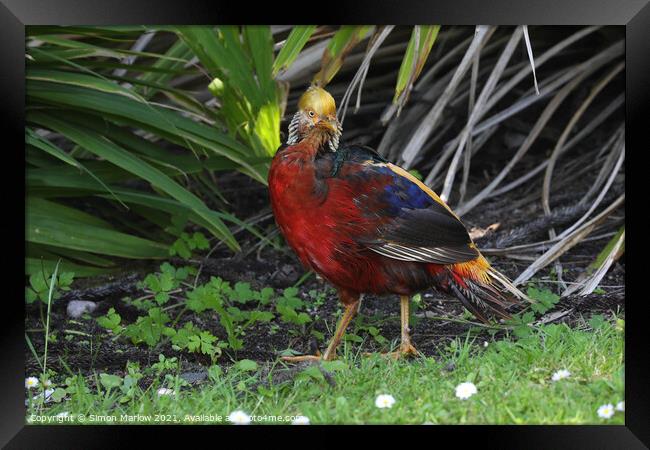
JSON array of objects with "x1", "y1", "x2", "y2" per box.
[{"x1": 2, "y1": 0, "x2": 647, "y2": 447}]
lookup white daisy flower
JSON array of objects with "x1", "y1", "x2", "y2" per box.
[
  {"x1": 25, "y1": 377, "x2": 39, "y2": 389},
  {"x1": 616, "y1": 401, "x2": 625, "y2": 412},
  {"x1": 375, "y1": 394, "x2": 396, "y2": 409},
  {"x1": 455, "y1": 382, "x2": 478, "y2": 400},
  {"x1": 56, "y1": 412, "x2": 70, "y2": 418},
  {"x1": 227, "y1": 410, "x2": 251, "y2": 425},
  {"x1": 156, "y1": 388, "x2": 176, "y2": 396},
  {"x1": 291, "y1": 415, "x2": 310, "y2": 425},
  {"x1": 551, "y1": 369, "x2": 571, "y2": 381},
  {"x1": 597, "y1": 403, "x2": 615, "y2": 419}
]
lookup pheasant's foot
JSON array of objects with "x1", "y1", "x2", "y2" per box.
[
  {"x1": 364, "y1": 342, "x2": 419, "y2": 359},
  {"x1": 281, "y1": 348, "x2": 339, "y2": 363},
  {"x1": 398, "y1": 341, "x2": 419, "y2": 357},
  {"x1": 280, "y1": 354, "x2": 322, "y2": 363}
]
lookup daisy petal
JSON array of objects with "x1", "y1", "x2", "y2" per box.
[{"x1": 375, "y1": 394, "x2": 396, "y2": 409}]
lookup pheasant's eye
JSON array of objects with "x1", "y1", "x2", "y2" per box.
[{"x1": 308, "y1": 111, "x2": 315, "y2": 118}]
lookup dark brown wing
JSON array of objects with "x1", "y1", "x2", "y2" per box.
[{"x1": 326, "y1": 145, "x2": 478, "y2": 265}]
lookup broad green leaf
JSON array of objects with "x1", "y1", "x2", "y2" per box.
[
  {"x1": 26, "y1": 78, "x2": 268, "y2": 183},
  {"x1": 587, "y1": 226, "x2": 625, "y2": 273},
  {"x1": 28, "y1": 243, "x2": 115, "y2": 268},
  {"x1": 176, "y1": 27, "x2": 264, "y2": 108},
  {"x1": 235, "y1": 359, "x2": 258, "y2": 372},
  {"x1": 27, "y1": 26, "x2": 148, "y2": 38},
  {"x1": 27, "y1": 199, "x2": 168, "y2": 258},
  {"x1": 28, "y1": 112, "x2": 239, "y2": 250},
  {"x1": 27, "y1": 68, "x2": 144, "y2": 102},
  {"x1": 137, "y1": 38, "x2": 194, "y2": 98},
  {"x1": 30, "y1": 35, "x2": 192, "y2": 65},
  {"x1": 393, "y1": 25, "x2": 440, "y2": 104},
  {"x1": 28, "y1": 170, "x2": 269, "y2": 246},
  {"x1": 26, "y1": 128, "x2": 127, "y2": 207},
  {"x1": 175, "y1": 26, "x2": 280, "y2": 160},
  {"x1": 254, "y1": 102, "x2": 281, "y2": 156},
  {"x1": 27, "y1": 197, "x2": 112, "y2": 229},
  {"x1": 99, "y1": 373, "x2": 123, "y2": 389},
  {"x1": 272, "y1": 26, "x2": 317, "y2": 76},
  {"x1": 243, "y1": 26, "x2": 275, "y2": 95},
  {"x1": 313, "y1": 26, "x2": 374, "y2": 86}
]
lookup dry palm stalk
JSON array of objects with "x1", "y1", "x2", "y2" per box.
[
  {"x1": 378, "y1": 33, "x2": 475, "y2": 131},
  {"x1": 427, "y1": 46, "x2": 622, "y2": 192},
  {"x1": 477, "y1": 191, "x2": 621, "y2": 250},
  {"x1": 400, "y1": 26, "x2": 496, "y2": 168},
  {"x1": 541, "y1": 62, "x2": 625, "y2": 222},
  {"x1": 540, "y1": 61, "x2": 624, "y2": 289},
  {"x1": 478, "y1": 26, "x2": 601, "y2": 118},
  {"x1": 454, "y1": 41, "x2": 623, "y2": 217},
  {"x1": 460, "y1": 47, "x2": 481, "y2": 203},
  {"x1": 411, "y1": 27, "x2": 601, "y2": 182},
  {"x1": 425, "y1": 29, "x2": 612, "y2": 190},
  {"x1": 426, "y1": 61, "x2": 565, "y2": 188},
  {"x1": 580, "y1": 128, "x2": 625, "y2": 204},
  {"x1": 488, "y1": 104, "x2": 623, "y2": 199},
  {"x1": 576, "y1": 229, "x2": 624, "y2": 295},
  {"x1": 338, "y1": 26, "x2": 395, "y2": 124},
  {"x1": 556, "y1": 136, "x2": 624, "y2": 240},
  {"x1": 561, "y1": 227, "x2": 625, "y2": 297},
  {"x1": 482, "y1": 230, "x2": 619, "y2": 256},
  {"x1": 522, "y1": 25, "x2": 539, "y2": 95},
  {"x1": 383, "y1": 35, "x2": 512, "y2": 162},
  {"x1": 513, "y1": 194, "x2": 624, "y2": 285},
  {"x1": 440, "y1": 27, "x2": 523, "y2": 203}
]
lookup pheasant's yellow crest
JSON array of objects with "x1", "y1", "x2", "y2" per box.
[{"x1": 298, "y1": 86, "x2": 337, "y2": 117}]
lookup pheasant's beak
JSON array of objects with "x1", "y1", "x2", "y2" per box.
[{"x1": 317, "y1": 118, "x2": 338, "y2": 133}]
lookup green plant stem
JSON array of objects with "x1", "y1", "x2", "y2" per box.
[{"x1": 40, "y1": 259, "x2": 60, "y2": 413}]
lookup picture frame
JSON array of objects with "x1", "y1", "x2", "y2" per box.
[{"x1": 3, "y1": 0, "x2": 645, "y2": 446}]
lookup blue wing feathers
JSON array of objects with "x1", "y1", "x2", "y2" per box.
[{"x1": 378, "y1": 165, "x2": 436, "y2": 212}]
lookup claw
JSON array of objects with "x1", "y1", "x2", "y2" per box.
[{"x1": 364, "y1": 342, "x2": 419, "y2": 360}]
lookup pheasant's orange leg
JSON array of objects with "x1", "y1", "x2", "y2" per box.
[
  {"x1": 281, "y1": 300, "x2": 359, "y2": 363},
  {"x1": 398, "y1": 295, "x2": 418, "y2": 356},
  {"x1": 321, "y1": 300, "x2": 359, "y2": 360},
  {"x1": 366, "y1": 295, "x2": 419, "y2": 359}
]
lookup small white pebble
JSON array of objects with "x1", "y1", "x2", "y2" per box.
[{"x1": 66, "y1": 300, "x2": 97, "y2": 318}]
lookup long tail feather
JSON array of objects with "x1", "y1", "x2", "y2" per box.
[
  {"x1": 444, "y1": 267, "x2": 529, "y2": 324},
  {"x1": 486, "y1": 267, "x2": 531, "y2": 302}
]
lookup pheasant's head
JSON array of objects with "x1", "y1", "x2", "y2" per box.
[{"x1": 287, "y1": 86, "x2": 342, "y2": 151}]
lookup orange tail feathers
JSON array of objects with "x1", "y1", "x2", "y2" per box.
[{"x1": 445, "y1": 255, "x2": 530, "y2": 323}]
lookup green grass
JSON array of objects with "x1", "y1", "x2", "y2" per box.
[{"x1": 26, "y1": 316, "x2": 624, "y2": 425}]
